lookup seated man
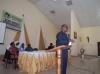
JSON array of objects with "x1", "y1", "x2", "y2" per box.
[
  {"x1": 25, "y1": 44, "x2": 34, "y2": 51},
  {"x1": 48, "y1": 43, "x2": 54, "y2": 50},
  {"x1": 19, "y1": 43, "x2": 25, "y2": 51}
]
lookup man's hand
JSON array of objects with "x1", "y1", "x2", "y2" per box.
[
  {"x1": 47, "y1": 45, "x2": 67, "y2": 52},
  {"x1": 70, "y1": 39, "x2": 74, "y2": 43}
]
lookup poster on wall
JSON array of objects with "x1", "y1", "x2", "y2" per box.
[
  {"x1": 74, "y1": 31, "x2": 77, "y2": 39},
  {"x1": 1, "y1": 11, "x2": 22, "y2": 31},
  {"x1": 86, "y1": 36, "x2": 90, "y2": 43}
]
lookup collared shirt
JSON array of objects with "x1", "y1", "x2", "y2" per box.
[
  {"x1": 56, "y1": 31, "x2": 70, "y2": 46},
  {"x1": 56, "y1": 31, "x2": 70, "y2": 54}
]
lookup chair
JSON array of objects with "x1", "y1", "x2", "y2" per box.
[{"x1": 3, "y1": 49, "x2": 19, "y2": 69}]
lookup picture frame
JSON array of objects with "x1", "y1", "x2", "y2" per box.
[{"x1": 74, "y1": 31, "x2": 77, "y2": 39}]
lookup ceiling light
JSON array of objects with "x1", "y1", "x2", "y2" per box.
[
  {"x1": 65, "y1": 0, "x2": 72, "y2": 6},
  {"x1": 53, "y1": 0, "x2": 57, "y2": 1},
  {"x1": 50, "y1": 10, "x2": 56, "y2": 14},
  {"x1": 66, "y1": 0, "x2": 70, "y2": 1}
]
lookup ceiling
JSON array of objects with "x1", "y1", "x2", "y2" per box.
[
  {"x1": 28, "y1": 0, "x2": 100, "y2": 27},
  {"x1": 72, "y1": 0, "x2": 100, "y2": 27}
]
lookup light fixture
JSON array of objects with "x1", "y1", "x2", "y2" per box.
[
  {"x1": 66, "y1": 0, "x2": 70, "y2": 1},
  {"x1": 50, "y1": 10, "x2": 56, "y2": 14},
  {"x1": 65, "y1": 0, "x2": 72, "y2": 6},
  {"x1": 53, "y1": 0, "x2": 57, "y2": 1}
]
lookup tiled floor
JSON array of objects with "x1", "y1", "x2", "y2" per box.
[
  {"x1": 0, "y1": 63, "x2": 25, "y2": 74},
  {"x1": 39, "y1": 56, "x2": 100, "y2": 74},
  {"x1": 67, "y1": 57, "x2": 100, "y2": 74},
  {"x1": 0, "y1": 56, "x2": 100, "y2": 74}
]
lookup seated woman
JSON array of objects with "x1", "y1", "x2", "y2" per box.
[
  {"x1": 4, "y1": 42, "x2": 14, "y2": 63},
  {"x1": 8, "y1": 42, "x2": 19, "y2": 68}
]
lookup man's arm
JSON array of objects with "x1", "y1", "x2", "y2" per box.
[{"x1": 47, "y1": 45, "x2": 69, "y2": 52}]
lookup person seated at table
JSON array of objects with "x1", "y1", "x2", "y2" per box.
[
  {"x1": 19, "y1": 43, "x2": 25, "y2": 51},
  {"x1": 48, "y1": 43, "x2": 54, "y2": 50},
  {"x1": 6, "y1": 42, "x2": 14, "y2": 50},
  {"x1": 25, "y1": 44, "x2": 34, "y2": 51},
  {"x1": 15, "y1": 41, "x2": 20, "y2": 50},
  {"x1": 8, "y1": 42, "x2": 19, "y2": 69},
  {"x1": 3, "y1": 42, "x2": 15, "y2": 64}
]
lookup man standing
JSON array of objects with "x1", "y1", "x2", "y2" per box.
[{"x1": 56, "y1": 24, "x2": 70, "y2": 74}]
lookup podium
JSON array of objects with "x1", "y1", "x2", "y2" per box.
[
  {"x1": 57, "y1": 49, "x2": 62, "y2": 74},
  {"x1": 48, "y1": 46, "x2": 66, "y2": 74}
]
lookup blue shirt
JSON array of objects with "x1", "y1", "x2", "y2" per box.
[
  {"x1": 56, "y1": 31, "x2": 70, "y2": 46},
  {"x1": 56, "y1": 31, "x2": 70, "y2": 54}
]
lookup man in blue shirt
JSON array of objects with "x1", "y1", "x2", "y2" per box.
[{"x1": 56, "y1": 24, "x2": 70, "y2": 74}]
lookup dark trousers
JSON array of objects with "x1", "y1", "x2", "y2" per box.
[{"x1": 61, "y1": 51, "x2": 68, "y2": 74}]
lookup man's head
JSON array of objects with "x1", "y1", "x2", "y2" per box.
[
  {"x1": 61, "y1": 24, "x2": 68, "y2": 32},
  {"x1": 21, "y1": 43, "x2": 24, "y2": 48},
  {"x1": 27, "y1": 44, "x2": 31, "y2": 47},
  {"x1": 50, "y1": 43, "x2": 53, "y2": 46}
]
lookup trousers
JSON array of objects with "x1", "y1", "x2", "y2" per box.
[{"x1": 61, "y1": 49, "x2": 68, "y2": 74}]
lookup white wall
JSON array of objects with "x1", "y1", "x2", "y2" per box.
[
  {"x1": 71, "y1": 10, "x2": 81, "y2": 56},
  {"x1": 81, "y1": 26, "x2": 100, "y2": 56},
  {"x1": 0, "y1": 29, "x2": 17, "y2": 54},
  {"x1": 0, "y1": 0, "x2": 59, "y2": 54},
  {"x1": 71, "y1": 10, "x2": 100, "y2": 56}
]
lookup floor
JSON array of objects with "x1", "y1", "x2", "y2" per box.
[
  {"x1": 0, "y1": 56, "x2": 100, "y2": 74},
  {"x1": 39, "y1": 56, "x2": 100, "y2": 74}
]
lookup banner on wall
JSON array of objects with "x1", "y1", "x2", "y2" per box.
[
  {"x1": 13, "y1": 17, "x2": 30, "y2": 47},
  {"x1": 19, "y1": 23, "x2": 26, "y2": 45}
]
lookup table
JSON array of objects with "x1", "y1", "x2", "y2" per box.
[{"x1": 18, "y1": 51, "x2": 56, "y2": 74}]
